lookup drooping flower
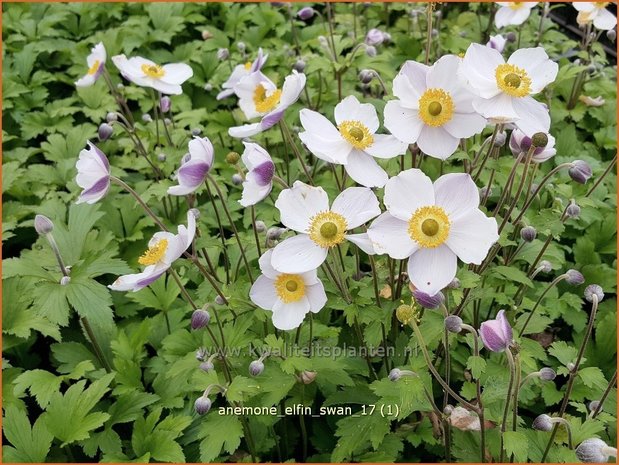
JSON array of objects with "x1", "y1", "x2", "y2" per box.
[
  {"x1": 75, "y1": 141, "x2": 111, "y2": 204},
  {"x1": 75, "y1": 42, "x2": 106, "y2": 87},
  {"x1": 271, "y1": 182, "x2": 381, "y2": 273},
  {"x1": 459, "y1": 43, "x2": 558, "y2": 136},
  {"x1": 109, "y1": 211, "x2": 196, "y2": 292},
  {"x1": 509, "y1": 129, "x2": 556, "y2": 163},
  {"x1": 367, "y1": 169, "x2": 498, "y2": 295},
  {"x1": 487, "y1": 34, "x2": 507, "y2": 53},
  {"x1": 250, "y1": 249, "x2": 327, "y2": 330},
  {"x1": 299, "y1": 95, "x2": 408, "y2": 187},
  {"x1": 217, "y1": 48, "x2": 268, "y2": 100},
  {"x1": 384, "y1": 55, "x2": 487, "y2": 160},
  {"x1": 479, "y1": 309, "x2": 513, "y2": 352},
  {"x1": 239, "y1": 142, "x2": 275, "y2": 207},
  {"x1": 494, "y1": 2, "x2": 538, "y2": 28},
  {"x1": 365, "y1": 28, "x2": 386, "y2": 46},
  {"x1": 112, "y1": 54, "x2": 193, "y2": 95},
  {"x1": 228, "y1": 70, "x2": 306, "y2": 138},
  {"x1": 576, "y1": 438, "x2": 618, "y2": 463},
  {"x1": 167, "y1": 137, "x2": 214, "y2": 196},
  {"x1": 574, "y1": 3, "x2": 617, "y2": 31}
]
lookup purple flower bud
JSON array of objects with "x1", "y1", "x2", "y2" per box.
[
  {"x1": 191, "y1": 128, "x2": 202, "y2": 136},
  {"x1": 365, "y1": 45, "x2": 377, "y2": 57},
  {"x1": 493, "y1": 131, "x2": 507, "y2": 147},
  {"x1": 293, "y1": 59, "x2": 306, "y2": 73},
  {"x1": 588, "y1": 400, "x2": 601, "y2": 413},
  {"x1": 160, "y1": 96, "x2": 171, "y2": 113},
  {"x1": 200, "y1": 360, "x2": 214, "y2": 372},
  {"x1": 249, "y1": 360, "x2": 264, "y2": 377},
  {"x1": 217, "y1": 48, "x2": 229, "y2": 61},
  {"x1": 532, "y1": 414, "x2": 553, "y2": 431},
  {"x1": 98, "y1": 123, "x2": 113, "y2": 141},
  {"x1": 60, "y1": 276, "x2": 71, "y2": 286},
  {"x1": 479, "y1": 186, "x2": 493, "y2": 198},
  {"x1": 569, "y1": 160, "x2": 593, "y2": 184},
  {"x1": 358, "y1": 69, "x2": 374, "y2": 84},
  {"x1": 487, "y1": 34, "x2": 507, "y2": 53},
  {"x1": 267, "y1": 227, "x2": 286, "y2": 240},
  {"x1": 34, "y1": 214, "x2": 54, "y2": 235},
  {"x1": 194, "y1": 396, "x2": 212, "y2": 415},
  {"x1": 388, "y1": 368, "x2": 402, "y2": 381},
  {"x1": 254, "y1": 220, "x2": 266, "y2": 233},
  {"x1": 412, "y1": 290, "x2": 444, "y2": 309},
  {"x1": 506, "y1": 31, "x2": 517, "y2": 42},
  {"x1": 584, "y1": 284, "x2": 604, "y2": 303},
  {"x1": 214, "y1": 295, "x2": 226, "y2": 305},
  {"x1": 297, "y1": 6, "x2": 315, "y2": 20},
  {"x1": 231, "y1": 174, "x2": 243, "y2": 185},
  {"x1": 565, "y1": 269, "x2": 585, "y2": 286},
  {"x1": 520, "y1": 226, "x2": 537, "y2": 242},
  {"x1": 299, "y1": 370, "x2": 317, "y2": 384},
  {"x1": 539, "y1": 367, "x2": 556, "y2": 381},
  {"x1": 566, "y1": 200, "x2": 581, "y2": 218},
  {"x1": 191, "y1": 309, "x2": 210, "y2": 330},
  {"x1": 479, "y1": 310, "x2": 513, "y2": 352},
  {"x1": 444, "y1": 315, "x2": 463, "y2": 333},
  {"x1": 576, "y1": 439, "x2": 617, "y2": 463},
  {"x1": 365, "y1": 28, "x2": 385, "y2": 46},
  {"x1": 106, "y1": 112, "x2": 118, "y2": 123}
]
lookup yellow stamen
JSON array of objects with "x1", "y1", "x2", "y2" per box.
[
  {"x1": 141, "y1": 63, "x2": 165, "y2": 78},
  {"x1": 495, "y1": 63, "x2": 531, "y2": 97},
  {"x1": 87, "y1": 60, "x2": 101, "y2": 75},
  {"x1": 275, "y1": 274, "x2": 306, "y2": 303},
  {"x1": 244, "y1": 61, "x2": 252, "y2": 70},
  {"x1": 308, "y1": 211, "x2": 348, "y2": 248},
  {"x1": 138, "y1": 239, "x2": 168, "y2": 265},
  {"x1": 508, "y1": 2, "x2": 525, "y2": 10},
  {"x1": 253, "y1": 83, "x2": 282, "y2": 113},
  {"x1": 418, "y1": 88, "x2": 454, "y2": 127},
  {"x1": 338, "y1": 120, "x2": 374, "y2": 149},
  {"x1": 408, "y1": 206, "x2": 450, "y2": 248}
]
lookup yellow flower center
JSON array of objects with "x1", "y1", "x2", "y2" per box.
[
  {"x1": 141, "y1": 63, "x2": 165, "y2": 78},
  {"x1": 338, "y1": 120, "x2": 374, "y2": 149},
  {"x1": 138, "y1": 239, "x2": 168, "y2": 265},
  {"x1": 495, "y1": 63, "x2": 531, "y2": 97},
  {"x1": 308, "y1": 211, "x2": 348, "y2": 248},
  {"x1": 244, "y1": 61, "x2": 252, "y2": 70},
  {"x1": 418, "y1": 88, "x2": 454, "y2": 127},
  {"x1": 253, "y1": 83, "x2": 282, "y2": 113},
  {"x1": 596, "y1": 2, "x2": 609, "y2": 8},
  {"x1": 408, "y1": 206, "x2": 450, "y2": 248},
  {"x1": 508, "y1": 2, "x2": 525, "y2": 10},
  {"x1": 275, "y1": 274, "x2": 306, "y2": 303},
  {"x1": 87, "y1": 60, "x2": 101, "y2": 75}
]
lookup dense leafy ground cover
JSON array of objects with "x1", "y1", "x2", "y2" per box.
[{"x1": 2, "y1": 2, "x2": 617, "y2": 463}]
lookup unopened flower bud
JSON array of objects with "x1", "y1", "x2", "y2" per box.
[
  {"x1": 191, "y1": 309, "x2": 211, "y2": 329},
  {"x1": 60, "y1": 276, "x2": 71, "y2": 286},
  {"x1": 237, "y1": 41, "x2": 246, "y2": 52},
  {"x1": 382, "y1": 32, "x2": 392, "y2": 43},
  {"x1": 204, "y1": 83, "x2": 213, "y2": 92},
  {"x1": 299, "y1": 370, "x2": 317, "y2": 384},
  {"x1": 565, "y1": 269, "x2": 585, "y2": 286},
  {"x1": 226, "y1": 151, "x2": 240, "y2": 165},
  {"x1": 566, "y1": 200, "x2": 581, "y2": 218},
  {"x1": 157, "y1": 153, "x2": 166, "y2": 162},
  {"x1": 532, "y1": 414, "x2": 554, "y2": 431},
  {"x1": 359, "y1": 69, "x2": 374, "y2": 84},
  {"x1": 607, "y1": 29, "x2": 616, "y2": 41},
  {"x1": 539, "y1": 367, "x2": 556, "y2": 381},
  {"x1": 164, "y1": 118, "x2": 171, "y2": 126},
  {"x1": 34, "y1": 214, "x2": 54, "y2": 235},
  {"x1": 317, "y1": 35, "x2": 329, "y2": 47},
  {"x1": 195, "y1": 396, "x2": 212, "y2": 415},
  {"x1": 520, "y1": 226, "x2": 537, "y2": 242},
  {"x1": 413, "y1": 290, "x2": 444, "y2": 309},
  {"x1": 365, "y1": 28, "x2": 385, "y2": 46},
  {"x1": 117, "y1": 83, "x2": 124, "y2": 90},
  {"x1": 214, "y1": 295, "x2": 226, "y2": 305},
  {"x1": 531, "y1": 132, "x2": 548, "y2": 148},
  {"x1": 447, "y1": 277, "x2": 461, "y2": 289},
  {"x1": 106, "y1": 112, "x2": 118, "y2": 123},
  {"x1": 506, "y1": 31, "x2": 517, "y2": 42},
  {"x1": 249, "y1": 360, "x2": 264, "y2": 377},
  {"x1": 191, "y1": 128, "x2": 202, "y2": 136},
  {"x1": 576, "y1": 438, "x2": 617, "y2": 463},
  {"x1": 388, "y1": 368, "x2": 402, "y2": 381},
  {"x1": 493, "y1": 131, "x2": 507, "y2": 147},
  {"x1": 569, "y1": 160, "x2": 593, "y2": 184},
  {"x1": 217, "y1": 48, "x2": 229, "y2": 61},
  {"x1": 297, "y1": 6, "x2": 315, "y2": 20},
  {"x1": 200, "y1": 360, "x2": 214, "y2": 372},
  {"x1": 160, "y1": 96, "x2": 171, "y2": 113},
  {"x1": 479, "y1": 186, "x2": 493, "y2": 198},
  {"x1": 98, "y1": 123, "x2": 113, "y2": 141},
  {"x1": 584, "y1": 284, "x2": 604, "y2": 303},
  {"x1": 588, "y1": 400, "x2": 602, "y2": 413},
  {"x1": 142, "y1": 113, "x2": 152, "y2": 123},
  {"x1": 539, "y1": 260, "x2": 553, "y2": 273},
  {"x1": 444, "y1": 315, "x2": 463, "y2": 333},
  {"x1": 431, "y1": 28, "x2": 439, "y2": 38},
  {"x1": 196, "y1": 347, "x2": 207, "y2": 362},
  {"x1": 365, "y1": 45, "x2": 377, "y2": 57},
  {"x1": 232, "y1": 174, "x2": 243, "y2": 185},
  {"x1": 267, "y1": 227, "x2": 285, "y2": 240},
  {"x1": 293, "y1": 59, "x2": 306, "y2": 73},
  {"x1": 202, "y1": 30, "x2": 213, "y2": 40},
  {"x1": 254, "y1": 220, "x2": 266, "y2": 233}
]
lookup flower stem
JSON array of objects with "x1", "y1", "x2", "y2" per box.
[
  {"x1": 499, "y1": 349, "x2": 516, "y2": 463},
  {"x1": 80, "y1": 316, "x2": 113, "y2": 373},
  {"x1": 592, "y1": 370, "x2": 617, "y2": 419},
  {"x1": 518, "y1": 273, "x2": 568, "y2": 337}
]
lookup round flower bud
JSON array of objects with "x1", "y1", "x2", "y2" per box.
[
  {"x1": 267, "y1": 227, "x2": 285, "y2": 240},
  {"x1": 479, "y1": 186, "x2": 493, "y2": 199},
  {"x1": 254, "y1": 220, "x2": 266, "y2": 233},
  {"x1": 358, "y1": 69, "x2": 374, "y2": 84},
  {"x1": 200, "y1": 360, "x2": 214, "y2": 372},
  {"x1": 576, "y1": 438, "x2": 617, "y2": 463},
  {"x1": 60, "y1": 276, "x2": 71, "y2": 286},
  {"x1": 388, "y1": 368, "x2": 402, "y2": 381},
  {"x1": 189, "y1": 208, "x2": 200, "y2": 220},
  {"x1": 98, "y1": 123, "x2": 113, "y2": 141},
  {"x1": 431, "y1": 28, "x2": 439, "y2": 38},
  {"x1": 231, "y1": 174, "x2": 243, "y2": 185},
  {"x1": 202, "y1": 30, "x2": 213, "y2": 40},
  {"x1": 117, "y1": 83, "x2": 124, "y2": 90},
  {"x1": 365, "y1": 45, "x2": 377, "y2": 57},
  {"x1": 217, "y1": 48, "x2": 229, "y2": 61},
  {"x1": 157, "y1": 153, "x2": 166, "y2": 162},
  {"x1": 204, "y1": 83, "x2": 213, "y2": 92},
  {"x1": 191, "y1": 128, "x2": 202, "y2": 137},
  {"x1": 299, "y1": 370, "x2": 317, "y2": 384},
  {"x1": 539, "y1": 260, "x2": 553, "y2": 273},
  {"x1": 226, "y1": 151, "x2": 240, "y2": 165},
  {"x1": 396, "y1": 304, "x2": 415, "y2": 325},
  {"x1": 566, "y1": 200, "x2": 581, "y2": 218},
  {"x1": 196, "y1": 347, "x2": 207, "y2": 361},
  {"x1": 506, "y1": 31, "x2": 517, "y2": 42},
  {"x1": 520, "y1": 226, "x2": 537, "y2": 242},
  {"x1": 237, "y1": 41, "x2": 246, "y2": 52},
  {"x1": 164, "y1": 118, "x2": 171, "y2": 126},
  {"x1": 607, "y1": 29, "x2": 616, "y2": 41},
  {"x1": 365, "y1": 28, "x2": 385, "y2": 46},
  {"x1": 444, "y1": 315, "x2": 463, "y2": 333},
  {"x1": 195, "y1": 396, "x2": 212, "y2": 415},
  {"x1": 569, "y1": 160, "x2": 593, "y2": 184},
  {"x1": 584, "y1": 284, "x2": 604, "y2": 303},
  {"x1": 539, "y1": 367, "x2": 557, "y2": 381},
  {"x1": 160, "y1": 96, "x2": 171, "y2": 113},
  {"x1": 106, "y1": 112, "x2": 118, "y2": 123},
  {"x1": 191, "y1": 309, "x2": 211, "y2": 330},
  {"x1": 565, "y1": 269, "x2": 585, "y2": 286},
  {"x1": 214, "y1": 295, "x2": 226, "y2": 305},
  {"x1": 447, "y1": 277, "x2": 461, "y2": 289},
  {"x1": 34, "y1": 214, "x2": 54, "y2": 235},
  {"x1": 588, "y1": 400, "x2": 602, "y2": 413},
  {"x1": 249, "y1": 360, "x2": 264, "y2": 377},
  {"x1": 412, "y1": 290, "x2": 444, "y2": 309},
  {"x1": 531, "y1": 132, "x2": 549, "y2": 148},
  {"x1": 443, "y1": 404, "x2": 454, "y2": 415},
  {"x1": 142, "y1": 113, "x2": 152, "y2": 123},
  {"x1": 493, "y1": 131, "x2": 507, "y2": 147},
  {"x1": 293, "y1": 59, "x2": 306, "y2": 73},
  {"x1": 297, "y1": 6, "x2": 315, "y2": 20},
  {"x1": 567, "y1": 362, "x2": 576, "y2": 372},
  {"x1": 532, "y1": 414, "x2": 553, "y2": 432}
]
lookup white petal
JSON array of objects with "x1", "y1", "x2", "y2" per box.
[
  {"x1": 189, "y1": 136, "x2": 215, "y2": 164},
  {"x1": 433, "y1": 173, "x2": 480, "y2": 221},
  {"x1": 367, "y1": 212, "x2": 418, "y2": 259},
  {"x1": 365, "y1": 134, "x2": 408, "y2": 159},
  {"x1": 150, "y1": 80, "x2": 183, "y2": 95},
  {"x1": 472, "y1": 93, "x2": 518, "y2": 122},
  {"x1": 507, "y1": 48, "x2": 558, "y2": 93},
  {"x1": 407, "y1": 246, "x2": 457, "y2": 295},
  {"x1": 250, "y1": 275, "x2": 278, "y2": 310},
  {"x1": 383, "y1": 100, "x2": 424, "y2": 144},
  {"x1": 241, "y1": 142, "x2": 271, "y2": 170},
  {"x1": 495, "y1": 6, "x2": 531, "y2": 27},
  {"x1": 228, "y1": 122, "x2": 263, "y2": 138},
  {"x1": 511, "y1": 96, "x2": 550, "y2": 136},
  {"x1": 344, "y1": 150, "x2": 388, "y2": 188},
  {"x1": 442, "y1": 112, "x2": 487, "y2": 139},
  {"x1": 271, "y1": 234, "x2": 328, "y2": 273},
  {"x1": 258, "y1": 249, "x2": 280, "y2": 279},
  {"x1": 334, "y1": 95, "x2": 379, "y2": 133},
  {"x1": 384, "y1": 168, "x2": 435, "y2": 221},
  {"x1": 446, "y1": 209, "x2": 499, "y2": 264},
  {"x1": 271, "y1": 298, "x2": 310, "y2": 330},
  {"x1": 108, "y1": 265, "x2": 167, "y2": 292},
  {"x1": 460, "y1": 44, "x2": 503, "y2": 98},
  {"x1": 573, "y1": 2, "x2": 595, "y2": 12},
  {"x1": 393, "y1": 60, "x2": 429, "y2": 105},
  {"x1": 426, "y1": 55, "x2": 464, "y2": 95},
  {"x1": 276, "y1": 71, "x2": 306, "y2": 108},
  {"x1": 306, "y1": 281, "x2": 327, "y2": 313},
  {"x1": 593, "y1": 8, "x2": 616, "y2": 30},
  {"x1": 161, "y1": 63, "x2": 193, "y2": 84},
  {"x1": 75, "y1": 74, "x2": 97, "y2": 87},
  {"x1": 346, "y1": 233, "x2": 376, "y2": 255},
  {"x1": 240, "y1": 178, "x2": 272, "y2": 207},
  {"x1": 275, "y1": 181, "x2": 329, "y2": 233},
  {"x1": 416, "y1": 126, "x2": 461, "y2": 160},
  {"x1": 299, "y1": 109, "x2": 351, "y2": 164},
  {"x1": 331, "y1": 187, "x2": 381, "y2": 229}
]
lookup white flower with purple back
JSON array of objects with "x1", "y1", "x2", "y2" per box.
[
  {"x1": 75, "y1": 42, "x2": 106, "y2": 88},
  {"x1": 168, "y1": 137, "x2": 214, "y2": 196},
  {"x1": 75, "y1": 141, "x2": 111, "y2": 204},
  {"x1": 217, "y1": 48, "x2": 268, "y2": 100},
  {"x1": 239, "y1": 142, "x2": 275, "y2": 207}
]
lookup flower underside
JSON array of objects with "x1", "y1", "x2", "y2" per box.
[
  {"x1": 418, "y1": 88, "x2": 455, "y2": 127},
  {"x1": 141, "y1": 63, "x2": 165, "y2": 78},
  {"x1": 338, "y1": 120, "x2": 374, "y2": 149},
  {"x1": 253, "y1": 83, "x2": 282, "y2": 113},
  {"x1": 408, "y1": 206, "x2": 451, "y2": 248},
  {"x1": 87, "y1": 60, "x2": 100, "y2": 75},
  {"x1": 138, "y1": 239, "x2": 168, "y2": 265},
  {"x1": 308, "y1": 211, "x2": 348, "y2": 248},
  {"x1": 495, "y1": 63, "x2": 531, "y2": 97},
  {"x1": 275, "y1": 274, "x2": 306, "y2": 303}
]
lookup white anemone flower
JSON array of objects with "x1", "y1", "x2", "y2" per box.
[
  {"x1": 217, "y1": 48, "x2": 268, "y2": 100},
  {"x1": 111, "y1": 54, "x2": 193, "y2": 95},
  {"x1": 384, "y1": 55, "x2": 487, "y2": 160},
  {"x1": 495, "y1": 2, "x2": 538, "y2": 28},
  {"x1": 574, "y1": 3, "x2": 617, "y2": 30},
  {"x1": 167, "y1": 137, "x2": 214, "y2": 196},
  {"x1": 75, "y1": 141, "x2": 111, "y2": 204},
  {"x1": 250, "y1": 249, "x2": 327, "y2": 330},
  {"x1": 367, "y1": 169, "x2": 499, "y2": 295},
  {"x1": 239, "y1": 142, "x2": 275, "y2": 207},
  {"x1": 459, "y1": 43, "x2": 558, "y2": 136},
  {"x1": 228, "y1": 70, "x2": 306, "y2": 138},
  {"x1": 271, "y1": 182, "x2": 381, "y2": 273},
  {"x1": 109, "y1": 211, "x2": 196, "y2": 292},
  {"x1": 75, "y1": 42, "x2": 106, "y2": 87},
  {"x1": 299, "y1": 95, "x2": 408, "y2": 188}
]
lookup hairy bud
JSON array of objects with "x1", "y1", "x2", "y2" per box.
[
  {"x1": 444, "y1": 315, "x2": 463, "y2": 333},
  {"x1": 565, "y1": 269, "x2": 585, "y2": 286},
  {"x1": 520, "y1": 226, "x2": 537, "y2": 242},
  {"x1": 566, "y1": 200, "x2": 581, "y2": 218},
  {"x1": 358, "y1": 69, "x2": 374, "y2": 84},
  {"x1": 160, "y1": 96, "x2": 171, "y2": 113},
  {"x1": 412, "y1": 290, "x2": 444, "y2": 309},
  {"x1": 191, "y1": 309, "x2": 211, "y2": 330},
  {"x1": 254, "y1": 220, "x2": 266, "y2": 233},
  {"x1": 293, "y1": 59, "x2": 306, "y2": 73},
  {"x1": 584, "y1": 284, "x2": 604, "y2": 303},
  {"x1": 34, "y1": 214, "x2": 54, "y2": 235},
  {"x1": 249, "y1": 360, "x2": 265, "y2": 377},
  {"x1": 217, "y1": 48, "x2": 229, "y2": 61},
  {"x1": 576, "y1": 438, "x2": 617, "y2": 463},
  {"x1": 532, "y1": 414, "x2": 554, "y2": 431},
  {"x1": 226, "y1": 151, "x2": 240, "y2": 165},
  {"x1": 98, "y1": 123, "x2": 113, "y2": 141},
  {"x1": 195, "y1": 396, "x2": 212, "y2": 415},
  {"x1": 231, "y1": 174, "x2": 243, "y2": 185},
  {"x1": 569, "y1": 160, "x2": 593, "y2": 184},
  {"x1": 539, "y1": 367, "x2": 557, "y2": 381},
  {"x1": 106, "y1": 112, "x2": 118, "y2": 123},
  {"x1": 531, "y1": 132, "x2": 549, "y2": 148},
  {"x1": 388, "y1": 368, "x2": 402, "y2": 381}
]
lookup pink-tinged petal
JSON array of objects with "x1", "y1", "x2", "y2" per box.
[
  {"x1": 433, "y1": 173, "x2": 480, "y2": 221},
  {"x1": 511, "y1": 96, "x2": 550, "y2": 136},
  {"x1": 442, "y1": 112, "x2": 487, "y2": 139},
  {"x1": 108, "y1": 266, "x2": 167, "y2": 292},
  {"x1": 367, "y1": 212, "x2": 418, "y2": 259},
  {"x1": 460, "y1": 44, "x2": 504, "y2": 98},
  {"x1": 306, "y1": 281, "x2": 327, "y2": 313},
  {"x1": 251, "y1": 48, "x2": 268, "y2": 71},
  {"x1": 271, "y1": 234, "x2": 328, "y2": 273},
  {"x1": 260, "y1": 109, "x2": 285, "y2": 130},
  {"x1": 77, "y1": 177, "x2": 110, "y2": 204},
  {"x1": 271, "y1": 298, "x2": 310, "y2": 330},
  {"x1": 393, "y1": 60, "x2": 429, "y2": 105},
  {"x1": 507, "y1": 48, "x2": 558, "y2": 93},
  {"x1": 241, "y1": 142, "x2": 271, "y2": 170},
  {"x1": 472, "y1": 93, "x2": 519, "y2": 122},
  {"x1": 344, "y1": 149, "x2": 388, "y2": 188},
  {"x1": 160, "y1": 63, "x2": 193, "y2": 85},
  {"x1": 331, "y1": 187, "x2": 381, "y2": 229},
  {"x1": 275, "y1": 181, "x2": 329, "y2": 233},
  {"x1": 177, "y1": 160, "x2": 210, "y2": 187},
  {"x1": 384, "y1": 168, "x2": 435, "y2": 220},
  {"x1": 251, "y1": 161, "x2": 275, "y2": 186},
  {"x1": 365, "y1": 134, "x2": 408, "y2": 159},
  {"x1": 479, "y1": 309, "x2": 512, "y2": 352},
  {"x1": 334, "y1": 95, "x2": 379, "y2": 133},
  {"x1": 445, "y1": 209, "x2": 499, "y2": 264},
  {"x1": 416, "y1": 126, "x2": 461, "y2": 160},
  {"x1": 258, "y1": 249, "x2": 279, "y2": 279},
  {"x1": 383, "y1": 100, "x2": 424, "y2": 144},
  {"x1": 346, "y1": 233, "x2": 376, "y2": 255},
  {"x1": 250, "y1": 275, "x2": 278, "y2": 310},
  {"x1": 407, "y1": 246, "x2": 457, "y2": 296}
]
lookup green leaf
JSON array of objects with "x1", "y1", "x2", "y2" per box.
[
  {"x1": 198, "y1": 414, "x2": 244, "y2": 462},
  {"x1": 13, "y1": 370, "x2": 62, "y2": 409},
  {"x1": 466, "y1": 356, "x2": 486, "y2": 380},
  {"x1": 3, "y1": 406, "x2": 53, "y2": 463},
  {"x1": 332, "y1": 411, "x2": 391, "y2": 462},
  {"x1": 503, "y1": 431, "x2": 528, "y2": 462}
]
